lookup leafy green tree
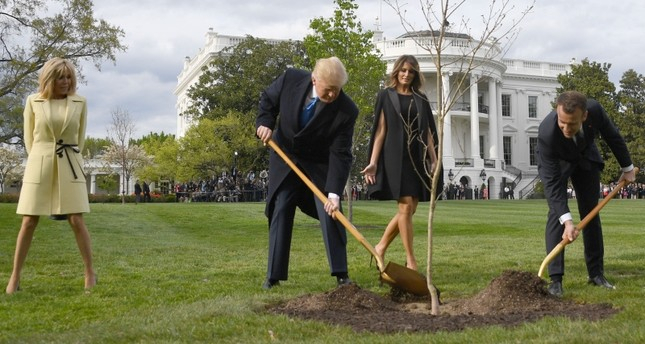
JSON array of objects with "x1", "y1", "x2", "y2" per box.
[
  {"x1": 82, "y1": 137, "x2": 111, "y2": 159},
  {"x1": 617, "y1": 69, "x2": 645, "y2": 178},
  {"x1": 182, "y1": 36, "x2": 306, "y2": 182},
  {"x1": 137, "y1": 133, "x2": 179, "y2": 184},
  {"x1": 184, "y1": 36, "x2": 306, "y2": 122},
  {"x1": 556, "y1": 59, "x2": 622, "y2": 183},
  {"x1": 96, "y1": 174, "x2": 119, "y2": 194},
  {"x1": 176, "y1": 112, "x2": 255, "y2": 182},
  {"x1": 0, "y1": 0, "x2": 127, "y2": 145},
  {"x1": 304, "y1": 0, "x2": 386, "y2": 183},
  {"x1": 133, "y1": 132, "x2": 175, "y2": 147}
]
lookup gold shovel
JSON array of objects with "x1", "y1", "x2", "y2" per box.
[
  {"x1": 268, "y1": 139, "x2": 430, "y2": 295},
  {"x1": 538, "y1": 167, "x2": 639, "y2": 278}
]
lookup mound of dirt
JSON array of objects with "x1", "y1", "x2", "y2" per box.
[{"x1": 267, "y1": 270, "x2": 619, "y2": 333}]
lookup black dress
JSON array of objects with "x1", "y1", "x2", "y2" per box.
[
  {"x1": 366, "y1": 88, "x2": 441, "y2": 202},
  {"x1": 398, "y1": 93, "x2": 424, "y2": 198}
]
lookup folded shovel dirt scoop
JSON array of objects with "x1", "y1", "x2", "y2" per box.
[
  {"x1": 538, "y1": 167, "x2": 639, "y2": 278},
  {"x1": 267, "y1": 139, "x2": 429, "y2": 295}
]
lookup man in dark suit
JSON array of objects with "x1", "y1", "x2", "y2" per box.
[
  {"x1": 255, "y1": 57, "x2": 358, "y2": 290},
  {"x1": 134, "y1": 180, "x2": 142, "y2": 204},
  {"x1": 143, "y1": 181, "x2": 151, "y2": 202},
  {"x1": 537, "y1": 91, "x2": 635, "y2": 297}
]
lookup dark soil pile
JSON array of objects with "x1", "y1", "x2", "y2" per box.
[{"x1": 267, "y1": 270, "x2": 619, "y2": 333}]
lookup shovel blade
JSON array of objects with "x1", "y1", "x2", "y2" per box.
[{"x1": 381, "y1": 261, "x2": 429, "y2": 296}]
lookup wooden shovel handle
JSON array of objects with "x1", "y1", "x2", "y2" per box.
[
  {"x1": 267, "y1": 139, "x2": 386, "y2": 271},
  {"x1": 538, "y1": 167, "x2": 639, "y2": 278}
]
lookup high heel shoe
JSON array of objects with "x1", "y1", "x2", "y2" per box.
[
  {"x1": 370, "y1": 255, "x2": 380, "y2": 271},
  {"x1": 371, "y1": 245, "x2": 385, "y2": 270}
]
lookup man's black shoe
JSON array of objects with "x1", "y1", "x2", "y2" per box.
[
  {"x1": 547, "y1": 281, "x2": 563, "y2": 298},
  {"x1": 337, "y1": 276, "x2": 352, "y2": 286},
  {"x1": 588, "y1": 275, "x2": 615, "y2": 289},
  {"x1": 262, "y1": 278, "x2": 280, "y2": 290}
]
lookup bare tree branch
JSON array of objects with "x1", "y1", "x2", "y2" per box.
[{"x1": 385, "y1": 0, "x2": 535, "y2": 315}]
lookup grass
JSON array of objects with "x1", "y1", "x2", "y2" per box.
[{"x1": 0, "y1": 199, "x2": 644, "y2": 343}]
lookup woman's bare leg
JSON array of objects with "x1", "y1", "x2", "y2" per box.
[
  {"x1": 397, "y1": 196, "x2": 419, "y2": 271},
  {"x1": 6, "y1": 215, "x2": 39, "y2": 294},
  {"x1": 375, "y1": 214, "x2": 399, "y2": 261},
  {"x1": 67, "y1": 214, "x2": 96, "y2": 289}
]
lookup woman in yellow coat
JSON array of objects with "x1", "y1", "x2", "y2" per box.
[{"x1": 6, "y1": 58, "x2": 96, "y2": 294}]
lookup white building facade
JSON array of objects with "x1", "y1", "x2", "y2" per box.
[{"x1": 175, "y1": 30, "x2": 571, "y2": 199}]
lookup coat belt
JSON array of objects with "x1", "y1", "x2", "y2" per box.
[{"x1": 56, "y1": 139, "x2": 80, "y2": 179}]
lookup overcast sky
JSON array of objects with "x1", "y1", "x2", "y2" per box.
[{"x1": 77, "y1": 0, "x2": 645, "y2": 139}]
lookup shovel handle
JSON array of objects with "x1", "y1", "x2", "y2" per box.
[
  {"x1": 538, "y1": 167, "x2": 639, "y2": 278},
  {"x1": 266, "y1": 139, "x2": 386, "y2": 271}
]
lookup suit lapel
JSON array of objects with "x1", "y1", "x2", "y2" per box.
[
  {"x1": 387, "y1": 88, "x2": 401, "y2": 115},
  {"x1": 294, "y1": 78, "x2": 313, "y2": 133},
  {"x1": 61, "y1": 95, "x2": 83, "y2": 135},
  {"x1": 34, "y1": 97, "x2": 55, "y2": 136}
]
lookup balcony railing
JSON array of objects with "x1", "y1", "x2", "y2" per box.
[
  {"x1": 454, "y1": 158, "x2": 474, "y2": 166},
  {"x1": 430, "y1": 102, "x2": 489, "y2": 114}
]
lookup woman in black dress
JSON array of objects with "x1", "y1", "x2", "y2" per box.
[{"x1": 362, "y1": 55, "x2": 439, "y2": 271}]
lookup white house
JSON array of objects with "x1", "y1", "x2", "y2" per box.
[{"x1": 175, "y1": 29, "x2": 571, "y2": 199}]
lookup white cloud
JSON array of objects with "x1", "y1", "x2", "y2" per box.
[{"x1": 77, "y1": 0, "x2": 645, "y2": 139}]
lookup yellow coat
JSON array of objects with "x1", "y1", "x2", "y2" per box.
[{"x1": 17, "y1": 93, "x2": 90, "y2": 215}]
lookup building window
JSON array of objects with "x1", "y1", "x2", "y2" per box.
[
  {"x1": 503, "y1": 136, "x2": 512, "y2": 166},
  {"x1": 502, "y1": 94, "x2": 511, "y2": 117},
  {"x1": 480, "y1": 135, "x2": 485, "y2": 159},
  {"x1": 528, "y1": 95, "x2": 538, "y2": 118},
  {"x1": 529, "y1": 137, "x2": 538, "y2": 166}
]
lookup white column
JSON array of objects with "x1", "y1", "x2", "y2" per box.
[
  {"x1": 441, "y1": 72, "x2": 454, "y2": 167},
  {"x1": 470, "y1": 74, "x2": 481, "y2": 165},
  {"x1": 497, "y1": 85, "x2": 505, "y2": 169},
  {"x1": 90, "y1": 173, "x2": 96, "y2": 194},
  {"x1": 488, "y1": 78, "x2": 499, "y2": 161}
]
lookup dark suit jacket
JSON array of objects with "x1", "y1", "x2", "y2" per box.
[
  {"x1": 256, "y1": 68, "x2": 358, "y2": 219},
  {"x1": 366, "y1": 88, "x2": 442, "y2": 201},
  {"x1": 537, "y1": 99, "x2": 632, "y2": 217}
]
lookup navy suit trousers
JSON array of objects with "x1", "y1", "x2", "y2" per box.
[{"x1": 266, "y1": 171, "x2": 348, "y2": 281}]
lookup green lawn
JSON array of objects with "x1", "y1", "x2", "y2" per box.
[{"x1": 1, "y1": 199, "x2": 644, "y2": 343}]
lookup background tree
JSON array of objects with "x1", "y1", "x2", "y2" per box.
[
  {"x1": 386, "y1": 0, "x2": 534, "y2": 314},
  {"x1": 96, "y1": 174, "x2": 118, "y2": 195},
  {"x1": 616, "y1": 69, "x2": 645, "y2": 179},
  {"x1": 185, "y1": 36, "x2": 306, "y2": 122},
  {"x1": 555, "y1": 59, "x2": 621, "y2": 183},
  {"x1": 137, "y1": 132, "x2": 178, "y2": 185},
  {"x1": 0, "y1": 144, "x2": 23, "y2": 193},
  {"x1": 183, "y1": 36, "x2": 306, "y2": 180},
  {"x1": 133, "y1": 132, "x2": 175, "y2": 147},
  {"x1": 82, "y1": 136, "x2": 111, "y2": 159},
  {"x1": 0, "y1": 93, "x2": 25, "y2": 146},
  {"x1": 303, "y1": 0, "x2": 387, "y2": 217},
  {"x1": 102, "y1": 108, "x2": 150, "y2": 203},
  {"x1": 0, "y1": 0, "x2": 127, "y2": 145},
  {"x1": 176, "y1": 112, "x2": 256, "y2": 182}
]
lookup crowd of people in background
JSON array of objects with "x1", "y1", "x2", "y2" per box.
[
  {"x1": 173, "y1": 170, "x2": 268, "y2": 203},
  {"x1": 597, "y1": 182, "x2": 645, "y2": 199},
  {"x1": 156, "y1": 177, "x2": 645, "y2": 203}
]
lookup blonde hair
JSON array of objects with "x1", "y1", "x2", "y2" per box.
[
  {"x1": 38, "y1": 57, "x2": 77, "y2": 99},
  {"x1": 312, "y1": 56, "x2": 348, "y2": 87}
]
